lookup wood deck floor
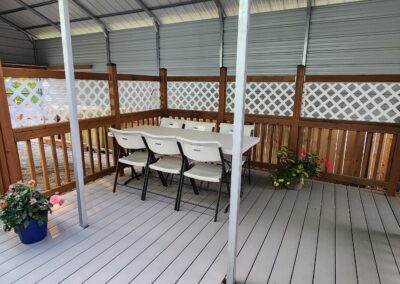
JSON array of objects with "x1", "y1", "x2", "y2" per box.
[{"x1": 0, "y1": 171, "x2": 400, "y2": 284}]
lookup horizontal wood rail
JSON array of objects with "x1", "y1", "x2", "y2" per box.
[
  {"x1": 2, "y1": 64, "x2": 93, "y2": 70},
  {"x1": 117, "y1": 74, "x2": 160, "y2": 81},
  {"x1": 3, "y1": 67, "x2": 109, "y2": 80},
  {"x1": 299, "y1": 118, "x2": 400, "y2": 134}
]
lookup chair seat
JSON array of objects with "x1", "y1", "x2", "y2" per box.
[
  {"x1": 225, "y1": 154, "x2": 247, "y2": 165},
  {"x1": 119, "y1": 151, "x2": 148, "y2": 167},
  {"x1": 184, "y1": 163, "x2": 223, "y2": 183},
  {"x1": 149, "y1": 156, "x2": 182, "y2": 174}
]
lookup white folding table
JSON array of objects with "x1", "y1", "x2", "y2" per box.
[{"x1": 122, "y1": 125, "x2": 260, "y2": 155}]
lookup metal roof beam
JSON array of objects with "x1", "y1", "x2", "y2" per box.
[
  {"x1": 70, "y1": 0, "x2": 111, "y2": 63},
  {"x1": 213, "y1": 0, "x2": 226, "y2": 18},
  {"x1": 0, "y1": 0, "x2": 57, "y2": 16},
  {"x1": 70, "y1": 0, "x2": 109, "y2": 32},
  {"x1": 134, "y1": 0, "x2": 161, "y2": 26},
  {"x1": 0, "y1": 15, "x2": 37, "y2": 41},
  {"x1": 13, "y1": 0, "x2": 60, "y2": 32},
  {"x1": 22, "y1": 0, "x2": 212, "y2": 30}
]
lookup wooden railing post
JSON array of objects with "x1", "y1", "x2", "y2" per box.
[
  {"x1": 289, "y1": 65, "x2": 306, "y2": 152},
  {"x1": 0, "y1": 62, "x2": 22, "y2": 188},
  {"x1": 107, "y1": 63, "x2": 120, "y2": 128},
  {"x1": 107, "y1": 63, "x2": 120, "y2": 168},
  {"x1": 217, "y1": 66, "x2": 227, "y2": 130},
  {"x1": 387, "y1": 135, "x2": 400, "y2": 196},
  {"x1": 159, "y1": 68, "x2": 168, "y2": 116}
]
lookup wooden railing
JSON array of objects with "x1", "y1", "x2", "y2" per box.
[{"x1": 1, "y1": 62, "x2": 399, "y2": 196}]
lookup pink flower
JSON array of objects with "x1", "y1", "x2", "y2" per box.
[
  {"x1": 326, "y1": 161, "x2": 333, "y2": 170},
  {"x1": 30, "y1": 198, "x2": 37, "y2": 205},
  {"x1": 300, "y1": 148, "x2": 307, "y2": 157},
  {"x1": 0, "y1": 199, "x2": 8, "y2": 209},
  {"x1": 50, "y1": 195, "x2": 64, "y2": 206}
]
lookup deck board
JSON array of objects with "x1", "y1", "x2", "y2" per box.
[{"x1": 0, "y1": 171, "x2": 399, "y2": 284}]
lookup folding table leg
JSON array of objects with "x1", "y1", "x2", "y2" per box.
[
  {"x1": 142, "y1": 164, "x2": 150, "y2": 200},
  {"x1": 175, "y1": 174, "x2": 185, "y2": 211}
]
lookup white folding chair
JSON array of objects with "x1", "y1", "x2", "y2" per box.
[
  {"x1": 184, "y1": 120, "x2": 216, "y2": 132},
  {"x1": 160, "y1": 117, "x2": 185, "y2": 128},
  {"x1": 219, "y1": 123, "x2": 255, "y2": 184},
  {"x1": 109, "y1": 128, "x2": 152, "y2": 193},
  {"x1": 141, "y1": 134, "x2": 199, "y2": 201},
  {"x1": 176, "y1": 138, "x2": 230, "y2": 222}
]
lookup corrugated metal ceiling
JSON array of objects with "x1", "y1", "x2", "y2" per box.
[{"x1": 0, "y1": 0, "x2": 362, "y2": 39}]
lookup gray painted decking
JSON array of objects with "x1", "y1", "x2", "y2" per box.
[{"x1": 0, "y1": 171, "x2": 400, "y2": 284}]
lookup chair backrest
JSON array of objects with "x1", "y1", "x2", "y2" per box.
[
  {"x1": 219, "y1": 123, "x2": 255, "y2": 136},
  {"x1": 184, "y1": 120, "x2": 216, "y2": 132},
  {"x1": 160, "y1": 117, "x2": 184, "y2": 129},
  {"x1": 178, "y1": 138, "x2": 222, "y2": 163},
  {"x1": 142, "y1": 134, "x2": 180, "y2": 155},
  {"x1": 109, "y1": 128, "x2": 145, "y2": 150}
]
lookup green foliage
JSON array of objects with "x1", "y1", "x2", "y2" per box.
[
  {"x1": 5, "y1": 78, "x2": 39, "y2": 105},
  {"x1": 0, "y1": 183, "x2": 52, "y2": 232},
  {"x1": 272, "y1": 146, "x2": 322, "y2": 189}
]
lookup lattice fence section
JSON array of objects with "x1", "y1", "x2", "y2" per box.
[
  {"x1": 168, "y1": 81, "x2": 219, "y2": 112},
  {"x1": 302, "y1": 82, "x2": 400, "y2": 123},
  {"x1": 5, "y1": 78, "x2": 111, "y2": 127},
  {"x1": 226, "y1": 82, "x2": 295, "y2": 116},
  {"x1": 118, "y1": 81, "x2": 160, "y2": 113}
]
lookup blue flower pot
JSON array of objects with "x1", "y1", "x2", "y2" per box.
[{"x1": 16, "y1": 216, "x2": 48, "y2": 244}]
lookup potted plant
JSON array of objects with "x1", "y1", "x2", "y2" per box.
[
  {"x1": 272, "y1": 146, "x2": 333, "y2": 190},
  {"x1": 0, "y1": 180, "x2": 64, "y2": 244}
]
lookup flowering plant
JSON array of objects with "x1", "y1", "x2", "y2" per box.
[
  {"x1": 0, "y1": 180, "x2": 64, "y2": 232},
  {"x1": 272, "y1": 146, "x2": 333, "y2": 189}
]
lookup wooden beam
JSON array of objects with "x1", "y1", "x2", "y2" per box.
[
  {"x1": 46, "y1": 65, "x2": 93, "y2": 70},
  {"x1": 0, "y1": 61, "x2": 22, "y2": 183},
  {"x1": 160, "y1": 68, "x2": 168, "y2": 110},
  {"x1": 289, "y1": 65, "x2": 306, "y2": 151},
  {"x1": 217, "y1": 67, "x2": 227, "y2": 129},
  {"x1": 387, "y1": 135, "x2": 400, "y2": 196}
]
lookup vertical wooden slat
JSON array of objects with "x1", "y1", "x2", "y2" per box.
[
  {"x1": 361, "y1": 132, "x2": 373, "y2": 178},
  {"x1": 268, "y1": 125, "x2": 275, "y2": 164},
  {"x1": 335, "y1": 130, "x2": 347, "y2": 175},
  {"x1": 373, "y1": 133, "x2": 384, "y2": 180},
  {"x1": 95, "y1": 127, "x2": 102, "y2": 171},
  {"x1": 38, "y1": 137, "x2": 50, "y2": 191},
  {"x1": 387, "y1": 134, "x2": 400, "y2": 196},
  {"x1": 103, "y1": 127, "x2": 111, "y2": 169},
  {"x1": 50, "y1": 136, "x2": 61, "y2": 186},
  {"x1": 87, "y1": 129, "x2": 95, "y2": 174},
  {"x1": 60, "y1": 133, "x2": 71, "y2": 182},
  {"x1": 80, "y1": 130, "x2": 87, "y2": 176},
  {"x1": 25, "y1": 140, "x2": 37, "y2": 181},
  {"x1": 289, "y1": 65, "x2": 305, "y2": 152}
]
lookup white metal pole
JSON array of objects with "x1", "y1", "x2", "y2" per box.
[
  {"x1": 227, "y1": 0, "x2": 250, "y2": 283},
  {"x1": 58, "y1": 0, "x2": 88, "y2": 228}
]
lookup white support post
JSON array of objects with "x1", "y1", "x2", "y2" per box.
[
  {"x1": 227, "y1": 0, "x2": 250, "y2": 283},
  {"x1": 58, "y1": 0, "x2": 88, "y2": 228}
]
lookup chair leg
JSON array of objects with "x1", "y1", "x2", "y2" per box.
[
  {"x1": 224, "y1": 173, "x2": 231, "y2": 213},
  {"x1": 247, "y1": 156, "x2": 252, "y2": 185},
  {"x1": 189, "y1": 178, "x2": 199, "y2": 195},
  {"x1": 215, "y1": 181, "x2": 223, "y2": 222},
  {"x1": 113, "y1": 161, "x2": 120, "y2": 193},
  {"x1": 158, "y1": 171, "x2": 168, "y2": 187},
  {"x1": 175, "y1": 173, "x2": 185, "y2": 211},
  {"x1": 142, "y1": 164, "x2": 150, "y2": 200}
]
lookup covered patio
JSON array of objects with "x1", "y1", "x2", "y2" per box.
[{"x1": 0, "y1": 0, "x2": 400, "y2": 283}]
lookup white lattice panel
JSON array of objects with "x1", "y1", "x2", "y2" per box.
[
  {"x1": 302, "y1": 82, "x2": 400, "y2": 123},
  {"x1": 168, "y1": 81, "x2": 219, "y2": 112},
  {"x1": 41, "y1": 79, "x2": 111, "y2": 121},
  {"x1": 5, "y1": 78, "x2": 111, "y2": 127},
  {"x1": 226, "y1": 82, "x2": 295, "y2": 116},
  {"x1": 118, "y1": 81, "x2": 160, "y2": 113},
  {"x1": 5, "y1": 78, "x2": 44, "y2": 127}
]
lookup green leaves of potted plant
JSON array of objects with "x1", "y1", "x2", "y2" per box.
[
  {"x1": 0, "y1": 180, "x2": 64, "y2": 244},
  {"x1": 272, "y1": 146, "x2": 332, "y2": 190}
]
